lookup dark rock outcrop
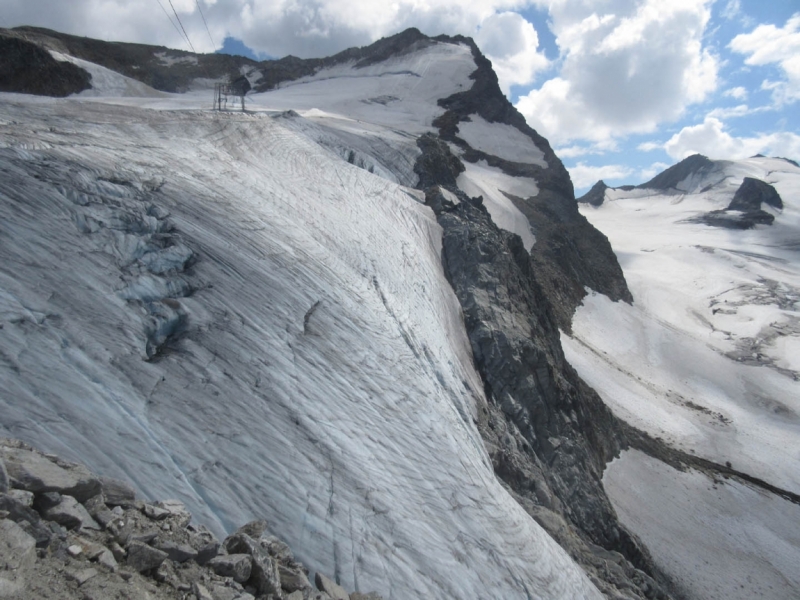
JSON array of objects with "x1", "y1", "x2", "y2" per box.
[
  {"x1": 690, "y1": 177, "x2": 782, "y2": 230},
  {"x1": 689, "y1": 209, "x2": 774, "y2": 229},
  {"x1": 729, "y1": 177, "x2": 782, "y2": 211},
  {"x1": 414, "y1": 133, "x2": 465, "y2": 188},
  {"x1": 577, "y1": 180, "x2": 609, "y2": 207},
  {"x1": 419, "y1": 184, "x2": 670, "y2": 600},
  {"x1": 0, "y1": 34, "x2": 91, "y2": 97}
]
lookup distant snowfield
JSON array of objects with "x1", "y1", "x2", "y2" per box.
[
  {"x1": 566, "y1": 157, "x2": 800, "y2": 598},
  {"x1": 0, "y1": 38, "x2": 600, "y2": 600},
  {"x1": 605, "y1": 450, "x2": 800, "y2": 600}
]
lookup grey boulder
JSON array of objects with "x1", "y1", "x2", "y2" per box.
[
  {"x1": 0, "y1": 440, "x2": 100, "y2": 501},
  {"x1": 43, "y1": 495, "x2": 100, "y2": 531},
  {"x1": 278, "y1": 564, "x2": 312, "y2": 593},
  {"x1": 126, "y1": 540, "x2": 169, "y2": 572},
  {"x1": 224, "y1": 533, "x2": 281, "y2": 595},
  {"x1": 156, "y1": 539, "x2": 197, "y2": 563},
  {"x1": 315, "y1": 572, "x2": 349, "y2": 600},
  {"x1": 208, "y1": 554, "x2": 253, "y2": 583},
  {"x1": 99, "y1": 476, "x2": 137, "y2": 507}
]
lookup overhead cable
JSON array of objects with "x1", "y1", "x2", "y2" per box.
[
  {"x1": 195, "y1": 0, "x2": 217, "y2": 50},
  {"x1": 154, "y1": 0, "x2": 188, "y2": 48},
  {"x1": 167, "y1": 0, "x2": 197, "y2": 53}
]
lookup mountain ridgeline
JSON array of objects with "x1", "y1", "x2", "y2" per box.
[
  {"x1": 578, "y1": 153, "x2": 787, "y2": 231},
  {"x1": 0, "y1": 25, "x2": 691, "y2": 599}
]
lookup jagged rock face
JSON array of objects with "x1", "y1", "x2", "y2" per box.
[
  {"x1": 577, "y1": 180, "x2": 609, "y2": 207},
  {"x1": 428, "y1": 36, "x2": 632, "y2": 329},
  {"x1": 0, "y1": 35, "x2": 91, "y2": 97},
  {"x1": 421, "y1": 184, "x2": 670, "y2": 599},
  {"x1": 413, "y1": 133, "x2": 465, "y2": 188},
  {"x1": 729, "y1": 177, "x2": 783, "y2": 211}
]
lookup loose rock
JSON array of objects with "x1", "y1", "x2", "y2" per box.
[
  {"x1": 224, "y1": 533, "x2": 281, "y2": 595},
  {"x1": 43, "y1": 495, "x2": 100, "y2": 531},
  {"x1": 208, "y1": 554, "x2": 253, "y2": 583},
  {"x1": 279, "y1": 564, "x2": 312, "y2": 593},
  {"x1": 96, "y1": 547, "x2": 118, "y2": 570},
  {"x1": 195, "y1": 540, "x2": 220, "y2": 565},
  {"x1": 156, "y1": 539, "x2": 197, "y2": 563},
  {"x1": 315, "y1": 572, "x2": 349, "y2": 600},
  {"x1": 98, "y1": 476, "x2": 137, "y2": 507},
  {"x1": 67, "y1": 567, "x2": 98, "y2": 586},
  {"x1": 143, "y1": 504, "x2": 171, "y2": 520},
  {"x1": 193, "y1": 582, "x2": 214, "y2": 600},
  {"x1": 126, "y1": 540, "x2": 169, "y2": 572}
]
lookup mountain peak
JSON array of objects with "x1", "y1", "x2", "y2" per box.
[{"x1": 639, "y1": 153, "x2": 715, "y2": 191}]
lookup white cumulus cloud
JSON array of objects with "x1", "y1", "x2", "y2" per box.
[
  {"x1": 3, "y1": 0, "x2": 537, "y2": 59},
  {"x1": 568, "y1": 162, "x2": 634, "y2": 189},
  {"x1": 517, "y1": 0, "x2": 718, "y2": 145},
  {"x1": 730, "y1": 14, "x2": 800, "y2": 105},
  {"x1": 723, "y1": 86, "x2": 748, "y2": 100},
  {"x1": 475, "y1": 12, "x2": 549, "y2": 94},
  {"x1": 663, "y1": 116, "x2": 800, "y2": 160}
]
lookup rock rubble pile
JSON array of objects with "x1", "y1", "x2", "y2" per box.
[{"x1": 0, "y1": 439, "x2": 382, "y2": 600}]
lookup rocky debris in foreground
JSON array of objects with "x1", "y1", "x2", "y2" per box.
[{"x1": 0, "y1": 439, "x2": 383, "y2": 600}]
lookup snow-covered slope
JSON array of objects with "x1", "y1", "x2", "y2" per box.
[
  {"x1": 0, "y1": 35, "x2": 601, "y2": 600},
  {"x1": 566, "y1": 156, "x2": 800, "y2": 599}
]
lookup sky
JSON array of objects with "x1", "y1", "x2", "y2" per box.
[{"x1": 3, "y1": 0, "x2": 799, "y2": 193}]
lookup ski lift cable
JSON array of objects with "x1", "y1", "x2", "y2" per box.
[
  {"x1": 195, "y1": 0, "x2": 217, "y2": 50},
  {"x1": 167, "y1": 0, "x2": 197, "y2": 53},
  {"x1": 154, "y1": 0, "x2": 190, "y2": 49}
]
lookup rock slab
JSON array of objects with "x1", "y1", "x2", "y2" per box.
[{"x1": 0, "y1": 440, "x2": 100, "y2": 502}]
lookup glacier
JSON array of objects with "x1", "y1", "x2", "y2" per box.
[{"x1": 0, "y1": 36, "x2": 602, "y2": 599}]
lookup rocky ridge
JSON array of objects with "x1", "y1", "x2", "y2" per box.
[
  {"x1": 429, "y1": 35, "x2": 632, "y2": 330},
  {"x1": 419, "y1": 181, "x2": 671, "y2": 600},
  {"x1": 0, "y1": 439, "x2": 382, "y2": 600},
  {"x1": 0, "y1": 27, "x2": 438, "y2": 96},
  {"x1": 579, "y1": 154, "x2": 786, "y2": 223}
]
